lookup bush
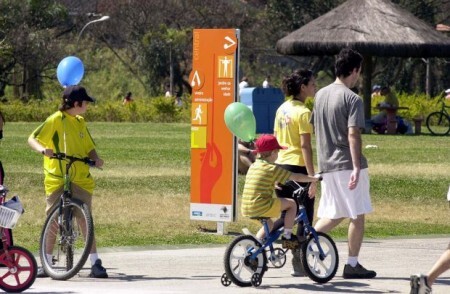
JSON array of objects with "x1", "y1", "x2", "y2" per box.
[{"x1": 0, "y1": 96, "x2": 192, "y2": 123}]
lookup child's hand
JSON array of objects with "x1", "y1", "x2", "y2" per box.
[
  {"x1": 274, "y1": 182, "x2": 282, "y2": 190},
  {"x1": 94, "y1": 158, "x2": 104, "y2": 168},
  {"x1": 42, "y1": 148, "x2": 54, "y2": 157}
]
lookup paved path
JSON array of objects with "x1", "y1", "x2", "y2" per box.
[{"x1": 27, "y1": 237, "x2": 449, "y2": 293}]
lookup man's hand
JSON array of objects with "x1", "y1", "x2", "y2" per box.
[
  {"x1": 308, "y1": 181, "x2": 317, "y2": 198},
  {"x1": 348, "y1": 169, "x2": 360, "y2": 190}
]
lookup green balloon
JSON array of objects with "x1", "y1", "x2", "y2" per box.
[{"x1": 224, "y1": 102, "x2": 256, "y2": 142}]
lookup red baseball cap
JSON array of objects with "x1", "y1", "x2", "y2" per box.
[{"x1": 254, "y1": 134, "x2": 287, "y2": 153}]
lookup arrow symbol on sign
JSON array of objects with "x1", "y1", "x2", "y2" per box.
[
  {"x1": 224, "y1": 36, "x2": 236, "y2": 49},
  {"x1": 191, "y1": 70, "x2": 201, "y2": 87}
]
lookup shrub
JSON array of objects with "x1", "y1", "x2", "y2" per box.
[
  {"x1": 370, "y1": 92, "x2": 440, "y2": 121},
  {"x1": 0, "y1": 97, "x2": 192, "y2": 123}
]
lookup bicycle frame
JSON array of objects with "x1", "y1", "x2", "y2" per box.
[
  {"x1": 439, "y1": 102, "x2": 449, "y2": 117},
  {"x1": 51, "y1": 153, "x2": 96, "y2": 231},
  {"x1": 40, "y1": 153, "x2": 96, "y2": 280},
  {"x1": 0, "y1": 188, "x2": 13, "y2": 251},
  {"x1": 247, "y1": 188, "x2": 327, "y2": 263}
]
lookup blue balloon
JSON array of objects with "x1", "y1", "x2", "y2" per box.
[{"x1": 56, "y1": 56, "x2": 84, "y2": 87}]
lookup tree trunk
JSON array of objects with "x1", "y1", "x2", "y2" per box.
[{"x1": 362, "y1": 55, "x2": 373, "y2": 121}]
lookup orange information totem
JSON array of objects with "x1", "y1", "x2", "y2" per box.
[{"x1": 190, "y1": 29, "x2": 239, "y2": 222}]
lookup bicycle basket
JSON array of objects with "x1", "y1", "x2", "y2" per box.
[
  {"x1": 0, "y1": 205, "x2": 21, "y2": 229},
  {"x1": 0, "y1": 196, "x2": 24, "y2": 229}
]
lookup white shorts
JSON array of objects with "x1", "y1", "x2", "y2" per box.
[{"x1": 317, "y1": 169, "x2": 372, "y2": 219}]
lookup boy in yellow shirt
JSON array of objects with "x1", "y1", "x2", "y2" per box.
[
  {"x1": 28, "y1": 86, "x2": 107, "y2": 279},
  {"x1": 241, "y1": 134, "x2": 319, "y2": 248}
]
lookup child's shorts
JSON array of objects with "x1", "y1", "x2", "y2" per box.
[{"x1": 258, "y1": 198, "x2": 282, "y2": 218}]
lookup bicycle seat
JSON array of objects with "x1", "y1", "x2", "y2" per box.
[{"x1": 249, "y1": 216, "x2": 270, "y2": 221}]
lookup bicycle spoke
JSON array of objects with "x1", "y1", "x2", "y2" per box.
[{"x1": 40, "y1": 200, "x2": 93, "y2": 280}]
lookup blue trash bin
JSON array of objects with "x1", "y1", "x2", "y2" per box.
[{"x1": 240, "y1": 87, "x2": 285, "y2": 134}]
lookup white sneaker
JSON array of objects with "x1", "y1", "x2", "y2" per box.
[
  {"x1": 290, "y1": 269, "x2": 305, "y2": 277},
  {"x1": 410, "y1": 274, "x2": 432, "y2": 294}
]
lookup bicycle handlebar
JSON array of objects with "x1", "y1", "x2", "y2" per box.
[{"x1": 50, "y1": 153, "x2": 96, "y2": 167}]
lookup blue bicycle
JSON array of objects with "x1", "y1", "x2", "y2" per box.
[{"x1": 221, "y1": 180, "x2": 339, "y2": 287}]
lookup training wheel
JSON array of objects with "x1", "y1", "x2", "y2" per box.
[
  {"x1": 221, "y1": 273, "x2": 231, "y2": 286},
  {"x1": 251, "y1": 272, "x2": 262, "y2": 287}
]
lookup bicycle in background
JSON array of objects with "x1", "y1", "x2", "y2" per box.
[
  {"x1": 39, "y1": 153, "x2": 95, "y2": 280},
  {"x1": 0, "y1": 185, "x2": 37, "y2": 292},
  {"x1": 426, "y1": 91, "x2": 450, "y2": 135},
  {"x1": 221, "y1": 179, "x2": 338, "y2": 288}
]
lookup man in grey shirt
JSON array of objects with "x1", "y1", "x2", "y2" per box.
[{"x1": 311, "y1": 48, "x2": 376, "y2": 279}]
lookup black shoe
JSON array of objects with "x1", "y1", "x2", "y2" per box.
[
  {"x1": 37, "y1": 267, "x2": 49, "y2": 278},
  {"x1": 89, "y1": 259, "x2": 108, "y2": 278},
  {"x1": 343, "y1": 263, "x2": 376, "y2": 279}
]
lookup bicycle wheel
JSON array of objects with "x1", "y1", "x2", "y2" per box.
[
  {"x1": 426, "y1": 112, "x2": 450, "y2": 135},
  {"x1": 40, "y1": 198, "x2": 94, "y2": 280},
  {"x1": 300, "y1": 232, "x2": 338, "y2": 284},
  {"x1": 0, "y1": 246, "x2": 38, "y2": 293},
  {"x1": 223, "y1": 235, "x2": 267, "y2": 287}
]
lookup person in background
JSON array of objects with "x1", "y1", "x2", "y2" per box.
[
  {"x1": 311, "y1": 48, "x2": 376, "y2": 279},
  {"x1": 380, "y1": 86, "x2": 399, "y2": 107},
  {"x1": 371, "y1": 85, "x2": 381, "y2": 98},
  {"x1": 272, "y1": 69, "x2": 317, "y2": 277},
  {"x1": 123, "y1": 92, "x2": 133, "y2": 105},
  {"x1": 237, "y1": 139, "x2": 255, "y2": 175},
  {"x1": 174, "y1": 95, "x2": 183, "y2": 107},
  {"x1": 165, "y1": 84, "x2": 172, "y2": 98},
  {"x1": 262, "y1": 76, "x2": 271, "y2": 88},
  {"x1": 239, "y1": 76, "x2": 249, "y2": 95},
  {"x1": 371, "y1": 86, "x2": 411, "y2": 134}
]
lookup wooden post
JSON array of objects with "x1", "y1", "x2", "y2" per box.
[
  {"x1": 362, "y1": 55, "x2": 373, "y2": 122},
  {"x1": 217, "y1": 222, "x2": 228, "y2": 235},
  {"x1": 413, "y1": 117, "x2": 424, "y2": 135}
]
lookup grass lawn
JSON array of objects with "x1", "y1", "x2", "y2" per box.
[{"x1": 1, "y1": 122, "x2": 449, "y2": 253}]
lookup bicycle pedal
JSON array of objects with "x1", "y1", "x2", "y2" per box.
[{"x1": 282, "y1": 241, "x2": 300, "y2": 250}]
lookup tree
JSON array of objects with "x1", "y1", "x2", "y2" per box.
[{"x1": 0, "y1": 0, "x2": 68, "y2": 99}]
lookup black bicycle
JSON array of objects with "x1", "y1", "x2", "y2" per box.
[
  {"x1": 426, "y1": 93, "x2": 450, "y2": 135},
  {"x1": 39, "y1": 153, "x2": 95, "y2": 280}
]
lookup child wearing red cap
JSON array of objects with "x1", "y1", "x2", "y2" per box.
[{"x1": 241, "y1": 134, "x2": 320, "y2": 248}]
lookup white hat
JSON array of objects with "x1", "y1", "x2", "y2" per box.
[{"x1": 445, "y1": 89, "x2": 450, "y2": 94}]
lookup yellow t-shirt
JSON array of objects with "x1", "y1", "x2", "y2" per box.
[
  {"x1": 29, "y1": 111, "x2": 96, "y2": 195},
  {"x1": 274, "y1": 99, "x2": 312, "y2": 166}
]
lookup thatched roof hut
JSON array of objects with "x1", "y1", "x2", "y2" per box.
[
  {"x1": 276, "y1": 0, "x2": 450, "y2": 58},
  {"x1": 276, "y1": 0, "x2": 450, "y2": 119}
]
